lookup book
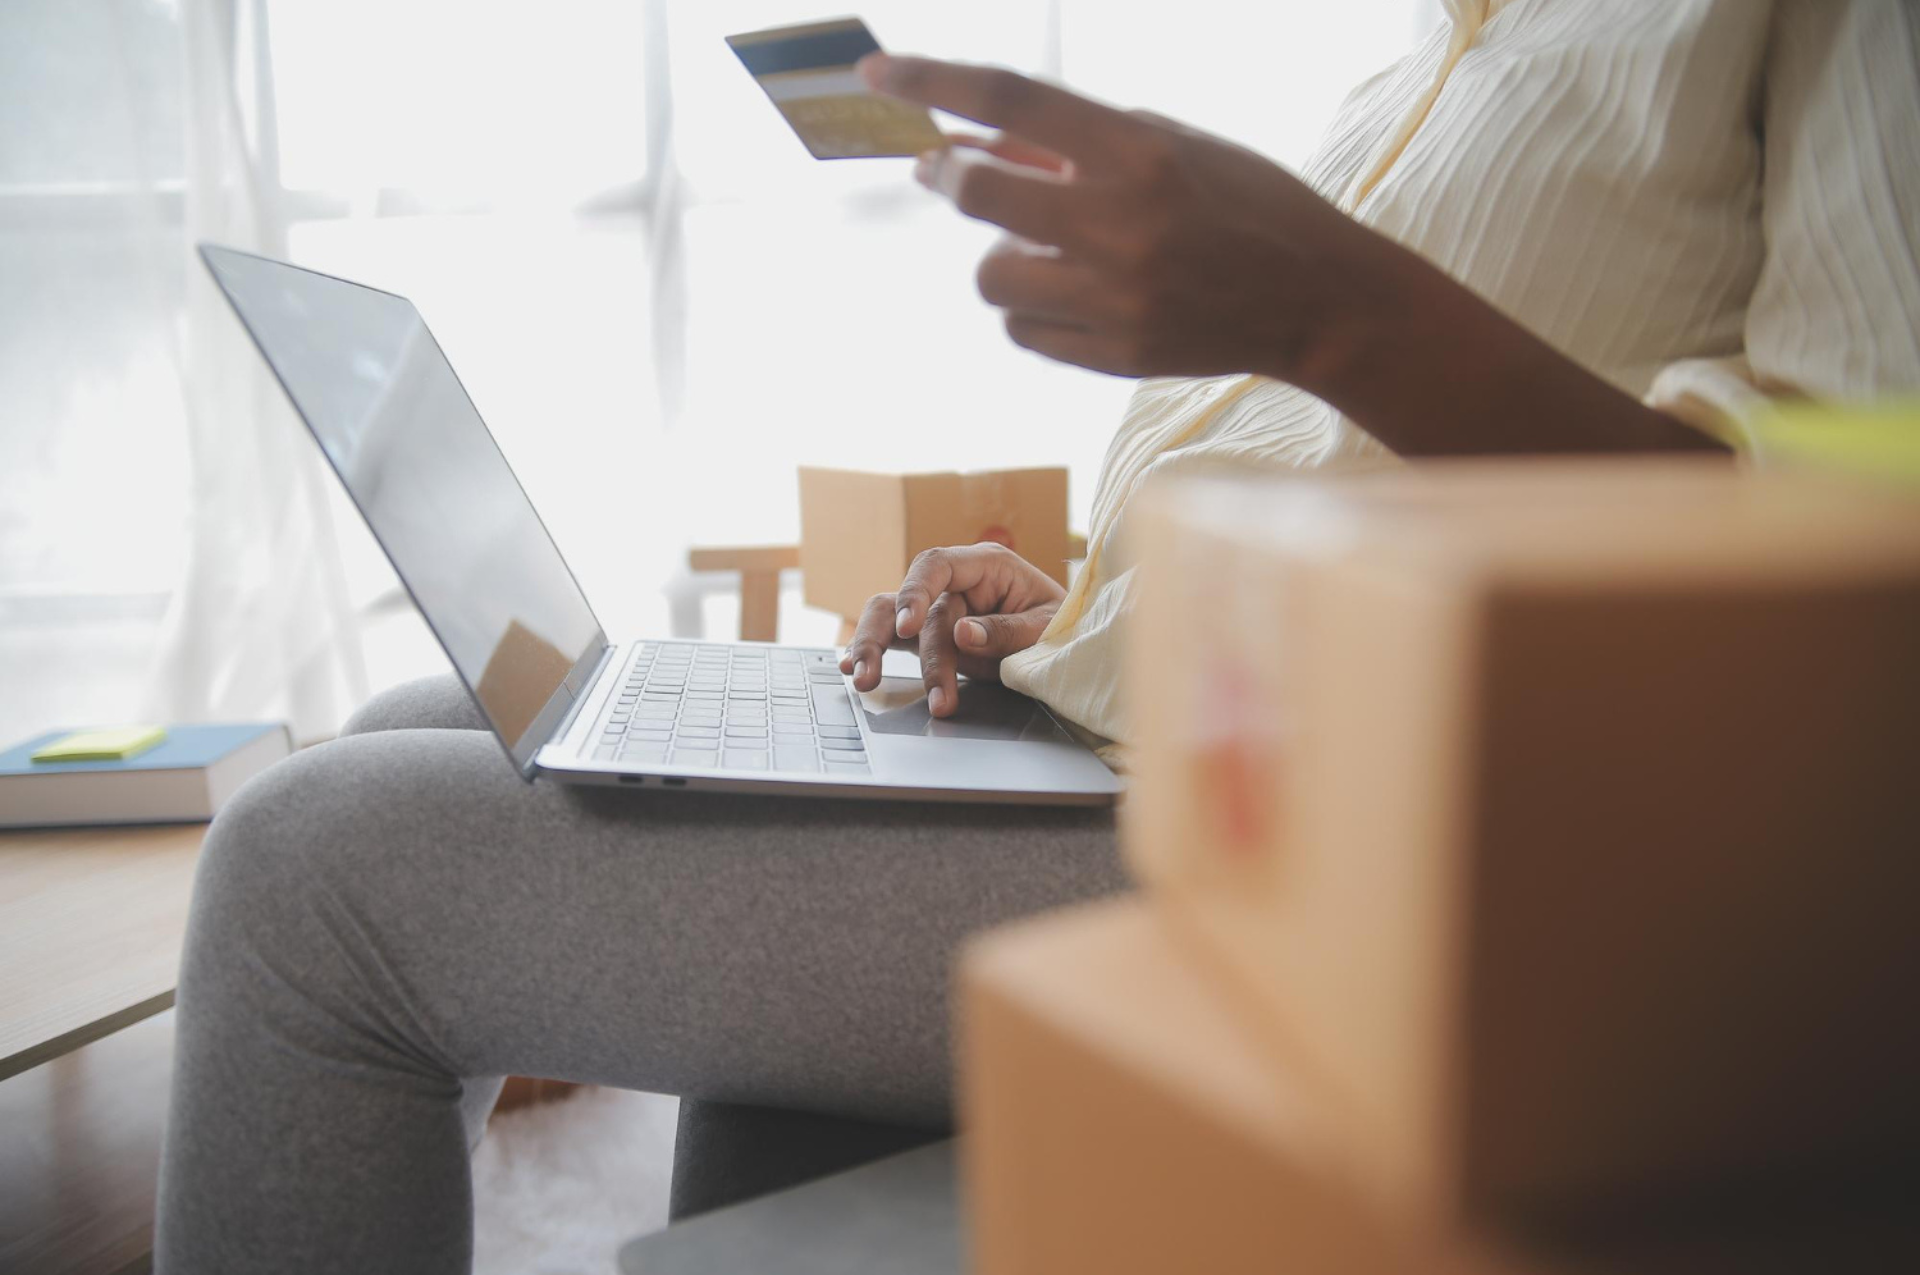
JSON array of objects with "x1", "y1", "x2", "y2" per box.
[{"x1": 0, "y1": 723, "x2": 293, "y2": 829}]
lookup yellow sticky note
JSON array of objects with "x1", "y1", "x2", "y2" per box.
[{"x1": 31, "y1": 725, "x2": 168, "y2": 763}]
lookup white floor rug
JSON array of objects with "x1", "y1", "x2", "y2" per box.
[{"x1": 472, "y1": 1087, "x2": 679, "y2": 1275}]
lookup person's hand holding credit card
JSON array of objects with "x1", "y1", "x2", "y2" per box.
[
  {"x1": 726, "y1": 17, "x2": 943, "y2": 159},
  {"x1": 847, "y1": 49, "x2": 1400, "y2": 391}
]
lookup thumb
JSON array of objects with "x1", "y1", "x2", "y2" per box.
[{"x1": 954, "y1": 606, "x2": 1055, "y2": 659}]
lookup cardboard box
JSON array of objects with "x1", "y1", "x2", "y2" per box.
[
  {"x1": 1125, "y1": 459, "x2": 1920, "y2": 1222},
  {"x1": 964, "y1": 898, "x2": 1431, "y2": 1275},
  {"x1": 797, "y1": 467, "x2": 1070, "y2": 621},
  {"x1": 961, "y1": 899, "x2": 1920, "y2": 1275}
]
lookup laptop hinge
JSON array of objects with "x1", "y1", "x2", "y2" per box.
[{"x1": 547, "y1": 640, "x2": 618, "y2": 755}]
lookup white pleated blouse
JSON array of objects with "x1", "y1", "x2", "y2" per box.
[{"x1": 1002, "y1": 0, "x2": 1920, "y2": 752}]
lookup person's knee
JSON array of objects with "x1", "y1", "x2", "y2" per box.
[
  {"x1": 184, "y1": 745, "x2": 358, "y2": 983},
  {"x1": 180, "y1": 729, "x2": 516, "y2": 1060}
]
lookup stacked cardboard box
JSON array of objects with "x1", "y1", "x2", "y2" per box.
[
  {"x1": 962, "y1": 460, "x2": 1920, "y2": 1272},
  {"x1": 797, "y1": 467, "x2": 1070, "y2": 622},
  {"x1": 963, "y1": 899, "x2": 1920, "y2": 1275}
]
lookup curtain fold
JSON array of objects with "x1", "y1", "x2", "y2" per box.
[{"x1": 143, "y1": 0, "x2": 367, "y2": 742}]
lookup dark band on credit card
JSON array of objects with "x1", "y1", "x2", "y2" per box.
[
  {"x1": 729, "y1": 24, "x2": 883, "y2": 77},
  {"x1": 727, "y1": 17, "x2": 946, "y2": 160}
]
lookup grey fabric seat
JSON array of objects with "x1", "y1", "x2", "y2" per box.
[
  {"x1": 631, "y1": 1136, "x2": 959, "y2": 1274},
  {"x1": 668, "y1": 1098, "x2": 949, "y2": 1221}
]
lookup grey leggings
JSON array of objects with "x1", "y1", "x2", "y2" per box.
[{"x1": 155, "y1": 675, "x2": 1123, "y2": 1274}]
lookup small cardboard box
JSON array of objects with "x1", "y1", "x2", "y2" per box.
[
  {"x1": 961, "y1": 899, "x2": 1919, "y2": 1275},
  {"x1": 797, "y1": 467, "x2": 1070, "y2": 621},
  {"x1": 1126, "y1": 459, "x2": 1920, "y2": 1222}
]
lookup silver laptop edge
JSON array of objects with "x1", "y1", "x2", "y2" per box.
[{"x1": 198, "y1": 244, "x2": 1122, "y2": 807}]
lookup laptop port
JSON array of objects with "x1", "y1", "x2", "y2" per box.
[
  {"x1": 662, "y1": 777, "x2": 689, "y2": 788},
  {"x1": 617, "y1": 774, "x2": 645, "y2": 785}
]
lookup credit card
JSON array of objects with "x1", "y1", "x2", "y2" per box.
[{"x1": 727, "y1": 17, "x2": 946, "y2": 160}]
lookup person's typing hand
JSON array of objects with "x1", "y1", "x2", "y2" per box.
[
  {"x1": 838, "y1": 543, "x2": 1066, "y2": 718},
  {"x1": 858, "y1": 53, "x2": 1383, "y2": 391}
]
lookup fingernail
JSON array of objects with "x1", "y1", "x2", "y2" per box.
[
  {"x1": 854, "y1": 659, "x2": 868, "y2": 681},
  {"x1": 957, "y1": 618, "x2": 986, "y2": 647},
  {"x1": 896, "y1": 607, "x2": 912, "y2": 635},
  {"x1": 928, "y1": 687, "x2": 946, "y2": 714}
]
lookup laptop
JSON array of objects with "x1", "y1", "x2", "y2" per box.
[{"x1": 200, "y1": 245, "x2": 1122, "y2": 806}]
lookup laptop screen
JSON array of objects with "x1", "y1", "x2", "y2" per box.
[{"x1": 201, "y1": 246, "x2": 606, "y2": 773}]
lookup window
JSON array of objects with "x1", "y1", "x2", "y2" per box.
[{"x1": 0, "y1": 0, "x2": 1428, "y2": 745}]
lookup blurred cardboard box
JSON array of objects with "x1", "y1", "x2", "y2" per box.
[
  {"x1": 1126, "y1": 459, "x2": 1920, "y2": 1222},
  {"x1": 961, "y1": 898, "x2": 1920, "y2": 1275},
  {"x1": 798, "y1": 467, "x2": 1069, "y2": 620},
  {"x1": 963, "y1": 897, "x2": 1438, "y2": 1275}
]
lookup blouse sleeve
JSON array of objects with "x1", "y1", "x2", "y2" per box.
[{"x1": 1648, "y1": 0, "x2": 1920, "y2": 453}]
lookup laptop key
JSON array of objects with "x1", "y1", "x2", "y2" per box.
[
  {"x1": 674, "y1": 725, "x2": 721, "y2": 739},
  {"x1": 672, "y1": 751, "x2": 718, "y2": 768},
  {"x1": 820, "y1": 736, "x2": 866, "y2": 752},
  {"x1": 811, "y1": 687, "x2": 856, "y2": 726},
  {"x1": 824, "y1": 761, "x2": 871, "y2": 776},
  {"x1": 817, "y1": 725, "x2": 861, "y2": 739},
  {"x1": 619, "y1": 746, "x2": 669, "y2": 763},
  {"x1": 723, "y1": 751, "x2": 770, "y2": 771},
  {"x1": 773, "y1": 745, "x2": 821, "y2": 769}
]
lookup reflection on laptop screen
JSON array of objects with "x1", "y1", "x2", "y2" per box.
[{"x1": 201, "y1": 247, "x2": 604, "y2": 766}]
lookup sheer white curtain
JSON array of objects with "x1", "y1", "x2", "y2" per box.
[
  {"x1": 0, "y1": 0, "x2": 1428, "y2": 749},
  {"x1": 146, "y1": 0, "x2": 368, "y2": 741},
  {"x1": 0, "y1": 0, "x2": 360, "y2": 746}
]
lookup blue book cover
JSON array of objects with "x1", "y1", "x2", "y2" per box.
[{"x1": 0, "y1": 724, "x2": 286, "y2": 776}]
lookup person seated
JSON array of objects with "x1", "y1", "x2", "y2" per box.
[{"x1": 156, "y1": 3, "x2": 1918, "y2": 1271}]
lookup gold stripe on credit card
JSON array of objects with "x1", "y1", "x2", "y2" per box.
[{"x1": 727, "y1": 17, "x2": 945, "y2": 160}]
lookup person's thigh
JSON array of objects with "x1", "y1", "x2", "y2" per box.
[
  {"x1": 316, "y1": 671, "x2": 1121, "y2": 1113},
  {"x1": 192, "y1": 727, "x2": 1121, "y2": 1115},
  {"x1": 163, "y1": 727, "x2": 1120, "y2": 1271}
]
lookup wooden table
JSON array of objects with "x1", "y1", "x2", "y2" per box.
[
  {"x1": 0, "y1": 824, "x2": 207, "y2": 1082},
  {"x1": 0, "y1": 824, "x2": 207, "y2": 1275}
]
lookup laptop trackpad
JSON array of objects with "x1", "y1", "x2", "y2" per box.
[{"x1": 858, "y1": 677, "x2": 1067, "y2": 743}]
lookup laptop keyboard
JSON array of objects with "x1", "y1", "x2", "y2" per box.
[{"x1": 591, "y1": 642, "x2": 871, "y2": 777}]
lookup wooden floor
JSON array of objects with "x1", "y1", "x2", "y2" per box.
[
  {"x1": 0, "y1": 1010, "x2": 172, "y2": 1275},
  {"x1": 0, "y1": 825, "x2": 204, "y2": 1274}
]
